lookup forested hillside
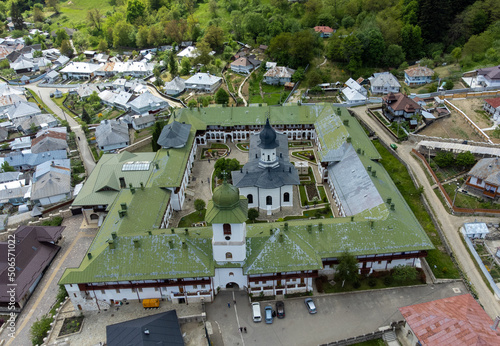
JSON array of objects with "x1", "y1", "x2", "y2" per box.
[{"x1": 2, "y1": 0, "x2": 500, "y2": 79}]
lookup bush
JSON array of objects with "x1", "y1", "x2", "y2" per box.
[
  {"x1": 352, "y1": 281, "x2": 361, "y2": 289},
  {"x1": 368, "y1": 278, "x2": 377, "y2": 287},
  {"x1": 41, "y1": 216, "x2": 63, "y2": 226},
  {"x1": 315, "y1": 275, "x2": 327, "y2": 293},
  {"x1": 30, "y1": 314, "x2": 52, "y2": 346},
  {"x1": 383, "y1": 276, "x2": 394, "y2": 286}
]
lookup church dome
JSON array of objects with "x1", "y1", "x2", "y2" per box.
[
  {"x1": 258, "y1": 118, "x2": 279, "y2": 149},
  {"x1": 213, "y1": 181, "x2": 240, "y2": 209}
]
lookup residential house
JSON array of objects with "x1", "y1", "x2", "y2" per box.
[
  {"x1": 75, "y1": 84, "x2": 100, "y2": 100},
  {"x1": 83, "y1": 50, "x2": 96, "y2": 59},
  {"x1": 230, "y1": 56, "x2": 261, "y2": 74},
  {"x1": 127, "y1": 92, "x2": 169, "y2": 114},
  {"x1": 461, "y1": 222, "x2": 490, "y2": 240},
  {"x1": 466, "y1": 157, "x2": 500, "y2": 198},
  {"x1": 95, "y1": 119, "x2": 129, "y2": 152},
  {"x1": 0, "y1": 150, "x2": 67, "y2": 171},
  {"x1": 399, "y1": 294, "x2": 500, "y2": 346},
  {"x1": 369, "y1": 72, "x2": 401, "y2": 94},
  {"x1": 345, "y1": 78, "x2": 367, "y2": 96},
  {"x1": 33, "y1": 159, "x2": 70, "y2": 182},
  {"x1": 6, "y1": 101, "x2": 41, "y2": 122},
  {"x1": 106, "y1": 311, "x2": 184, "y2": 346},
  {"x1": 10, "y1": 58, "x2": 34, "y2": 74},
  {"x1": 44, "y1": 70, "x2": 60, "y2": 84},
  {"x1": 484, "y1": 98, "x2": 500, "y2": 120},
  {"x1": 31, "y1": 170, "x2": 71, "y2": 206},
  {"x1": 112, "y1": 61, "x2": 154, "y2": 77},
  {"x1": 177, "y1": 46, "x2": 198, "y2": 61},
  {"x1": 9, "y1": 136, "x2": 31, "y2": 151},
  {"x1": 185, "y1": 73, "x2": 223, "y2": 93},
  {"x1": 0, "y1": 225, "x2": 64, "y2": 313},
  {"x1": 263, "y1": 66, "x2": 295, "y2": 85},
  {"x1": 93, "y1": 53, "x2": 109, "y2": 64},
  {"x1": 31, "y1": 128, "x2": 68, "y2": 154},
  {"x1": 0, "y1": 172, "x2": 22, "y2": 184},
  {"x1": 313, "y1": 26, "x2": 334, "y2": 38},
  {"x1": 14, "y1": 113, "x2": 58, "y2": 134},
  {"x1": 0, "y1": 94, "x2": 27, "y2": 115},
  {"x1": 98, "y1": 90, "x2": 132, "y2": 111},
  {"x1": 382, "y1": 92, "x2": 422, "y2": 121},
  {"x1": 476, "y1": 64, "x2": 500, "y2": 88},
  {"x1": 0, "y1": 174, "x2": 31, "y2": 206},
  {"x1": 53, "y1": 55, "x2": 70, "y2": 67},
  {"x1": 164, "y1": 76, "x2": 186, "y2": 96},
  {"x1": 157, "y1": 121, "x2": 191, "y2": 149},
  {"x1": 50, "y1": 27, "x2": 75, "y2": 39},
  {"x1": 60, "y1": 62, "x2": 102, "y2": 80},
  {"x1": 404, "y1": 65, "x2": 435, "y2": 86},
  {"x1": 132, "y1": 114, "x2": 156, "y2": 131},
  {"x1": 265, "y1": 62, "x2": 277, "y2": 70},
  {"x1": 53, "y1": 89, "x2": 63, "y2": 98},
  {"x1": 0, "y1": 127, "x2": 7, "y2": 142},
  {"x1": 341, "y1": 87, "x2": 367, "y2": 104}
]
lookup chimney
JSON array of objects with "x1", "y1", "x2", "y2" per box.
[
  {"x1": 387, "y1": 197, "x2": 392, "y2": 204},
  {"x1": 131, "y1": 186, "x2": 135, "y2": 194},
  {"x1": 343, "y1": 119, "x2": 349, "y2": 126},
  {"x1": 171, "y1": 229, "x2": 175, "y2": 234},
  {"x1": 169, "y1": 240, "x2": 174, "y2": 249},
  {"x1": 390, "y1": 203, "x2": 395, "y2": 211},
  {"x1": 140, "y1": 182, "x2": 144, "y2": 190},
  {"x1": 185, "y1": 228, "x2": 189, "y2": 235},
  {"x1": 108, "y1": 239, "x2": 115, "y2": 249},
  {"x1": 279, "y1": 233, "x2": 283, "y2": 242},
  {"x1": 182, "y1": 241, "x2": 187, "y2": 249},
  {"x1": 318, "y1": 223, "x2": 323, "y2": 231},
  {"x1": 284, "y1": 222, "x2": 288, "y2": 231},
  {"x1": 346, "y1": 137, "x2": 351, "y2": 143},
  {"x1": 367, "y1": 166, "x2": 372, "y2": 172},
  {"x1": 371, "y1": 170, "x2": 377, "y2": 177},
  {"x1": 119, "y1": 210, "x2": 127, "y2": 217},
  {"x1": 370, "y1": 221, "x2": 374, "y2": 229},
  {"x1": 133, "y1": 239, "x2": 140, "y2": 248},
  {"x1": 307, "y1": 224, "x2": 312, "y2": 233},
  {"x1": 144, "y1": 329, "x2": 150, "y2": 335},
  {"x1": 87, "y1": 252, "x2": 92, "y2": 260},
  {"x1": 111, "y1": 232, "x2": 117, "y2": 239},
  {"x1": 270, "y1": 229, "x2": 273, "y2": 235},
  {"x1": 121, "y1": 203, "x2": 127, "y2": 210},
  {"x1": 492, "y1": 316, "x2": 500, "y2": 330}
]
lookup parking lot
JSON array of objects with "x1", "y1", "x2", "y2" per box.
[{"x1": 206, "y1": 281, "x2": 467, "y2": 346}]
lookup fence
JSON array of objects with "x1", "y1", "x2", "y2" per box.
[
  {"x1": 318, "y1": 322, "x2": 404, "y2": 346},
  {"x1": 463, "y1": 236, "x2": 500, "y2": 298},
  {"x1": 444, "y1": 99, "x2": 492, "y2": 143}
]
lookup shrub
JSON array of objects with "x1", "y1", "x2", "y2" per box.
[
  {"x1": 352, "y1": 281, "x2": 361, "y2": 289},
  {"x1": 384, "y1": 276, "x2": 394, "y2": 286},
  {"x1": 368, "y1": 278, "x2": 377, "y2": 287},
  {"x1": 30, "y1": 314, "x2": 52, "y2": 346},
  {"x1": 41, "y1": 216, "x2": 63, "y2": 226}
]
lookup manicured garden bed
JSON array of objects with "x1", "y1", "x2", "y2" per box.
[
  {"x1": 292, "y1": 150, "x2": 316, "y2": 162},
  {"x1": 178, "y1": 210, "x2": 207, "y2": 228},
  {"x1": 59, "y1": 316, "x2": 84, "y2": 337}
]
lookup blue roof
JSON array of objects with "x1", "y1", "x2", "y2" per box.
[{"x1": 0, "y1": 150, "x2": 67, "y2": 168}]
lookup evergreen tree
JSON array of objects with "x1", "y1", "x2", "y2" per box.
[
  {"x1": 215, "y1": 88, "x2": 229, "y2": 105},
  {"x1": 335, "y1": 250, "x2": 359, "y2": 285},
  {"x1": 81, "y1": 106, "x2": 91, "y2": 124},
  {"x1": 169, "y1": 51, "x2": 178, "y2": 76},
  {"x1": 151, "y1": 120, "x2": 166, "y2": 152},
  {"x1": 10, "y1": 1, "x2": 24, "y2": 31}
]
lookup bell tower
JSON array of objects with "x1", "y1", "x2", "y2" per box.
[{"x1": 258, "y1": 118, "x2": 280, "y2": 169}]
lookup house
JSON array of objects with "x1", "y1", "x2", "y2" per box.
[
  {"x1": 83, "y1": 50, "x2": 96, "y2": 59},
  {"x1": 345, "y1": 78, "x2": 367, "y2": 96},
  {"x1": 50, "y1": 27, "x2": 76, "y2": 39},
  {"x1": 461, "y1": 222, "x2": 489, "y2": 240},
  {"x1": 31, "y1": 128, "x2": 68, "y2": 154},
  {"x1": 59, "y1": 105, "x2": 434, "y2": 310},
  {"x1": 265, "y1": 62, "x2": 277, "y2": 70},
  {"x1": 98, "y1": 90, "x2": 132, "y2": 111},
  {"x1": 53, "y1": 89, "x2": 63, "y2": 98},
  {"x1": 0, "y1": 171, "x2": 22, "y2": 184},
  {"x1": 6, "y1": 101, "x2": 41, "y2": 122},
  {"x1": 185, "y1": 73, "x2": 222, "y2": 93},
  {"x1": 404, "y1": 65, "x2": 435, "y2": 86},
  {"x1": 476, "y1": 64, "x2": 500, "y2": 88},
  {"x1": 484, "y1": 98, "x2": 500, "y2": 120},
  {"x1": 31, "y1": 171, "x2": 71, "y2": 206},
  {"x1": 164, "y1": 76, "x2": 186, "y2": 96},
  {"x1": 112, "y1": 61, "x2": 154, "y2": 77},
  {"x1": 341, "y1": 87, "x2": 367, "y2": 104},
  {"x1": 369, "y1": 72, "x2": 401, "y2": 94},
  {"x1": 10, "y1": 58, "x2": 34, "y2": 74},
  {"x1": 466, "y1": 157, "x2": 500, "y2": 198},
  {"x1": 314, "y1": 26, "x2": 335, "y2": 38},
  {"x1": 95, "y1": 119, "x2": 129, "y2": 152},
  {"x1": 34, "y1": 159, "x2": 71, "y2": 182},
  {"x1": 0, "y1": 127, "x2": 8, "y2": 142},
  {"x1": 132, "y1": 114, "x2": 156, "y2": 130},
  {"x1": 44, "y1": 70, "x2": 60, "y2": 84},
  {"x1": 382, "y1": 92, "x2": 422, "y2": 121},
  {"x1": 263, "y1": 66, "x2": 295, "y2": 85},
  {"x1": 232, "y1": 119, "x2": 299, "y2": 211},
  {"x1": 75, "y1": 84, "x2": 100, "y2": 99},
  {"x1": 230, "y1": 57, "x2": 261, "y2": 74},
  {"x1": 399, "y1": 294, "x2": 500, "y2": 346},
  {"x1": 60, "y1": 62, "x2": 102, "y2": 80},
  {"x1": 0, "y1": 179, "x2": 30, "y2": 206},
  {"x1": 106, "y1": 311, "x2": 184, "y2": 346},
  {"x1": 9, "y1": 136, "x2": 31, "y2": 151},
  {"x1": 14, "y1": 113, "x2": 58, "y2": 134},
  {"x1": 157, "y1": 121, "x2": 191, "y2": 149},
  {"x1": 93, "y1": 53, "x2": 109, "y2": 64},
  {"x1": 177, "y1": 46, "x2": 198, "y2": 61},
  {"x1": 0, "y1": 225, "x2": 64, "y2": 313},
  {"x1": 0, "y1": 150, "x2": 67, "y2": 171},
  {"x1": 53, "y1": 55, "x2": 70, "y2": 67},
  {"x1": 0, "y1": 94, "x2": 27, "y2": 114},
  {"x1": 259, "y1": 45, "x2": 268, "y2": 52},
  {"x1": 127, "y1": 91, "x2": 169, "y2": 114}
]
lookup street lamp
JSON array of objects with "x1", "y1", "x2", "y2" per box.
[{"x1": 451, "y1": 182, "x2": 460, "y2": 212}]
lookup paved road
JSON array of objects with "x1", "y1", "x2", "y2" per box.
[
  {"x1": 351, "y1": 105, "x2": 500, "y2": 319},
  {"x1": 28, "y1": 83, "x2": 97, "y2": 175},
  {"x1": 0, "y1": 216, "x2": 97, "y2": 346},
  {"x1": 208, "y1": 282, "x2": 467, "y2": 346}
]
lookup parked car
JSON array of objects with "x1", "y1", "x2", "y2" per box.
[
  {"x1": 304, "y1": 298, "x2": 317, "y2": 314},
  {"x1": 252, "y1": 302, "x2": 262, "y2": 322},
  {"x1": 265, "y1": 305, "x2": 273, "y2": 324},
  {"x1": 276, "y1": 301, "x2": 285, "y2": 318}
]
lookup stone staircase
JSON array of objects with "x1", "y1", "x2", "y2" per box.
[{"x1": 382, "y1": 329, "x2": 399, "y2": 345}]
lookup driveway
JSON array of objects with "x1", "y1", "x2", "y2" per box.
[
  {"x1": 206, "y1": 281, "x2": 466, "y2": 346},
  {"x1": 351, "y1": 105, "x2": 500, "y2": 318}
]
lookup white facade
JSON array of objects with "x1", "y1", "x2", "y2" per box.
[
  {"x1": 212, "y1": 222, "x2": 247, "y2": 262},
  {"x1": 239, "y1": 186, "x2": 294, "y2": 211},
  {"x1": 214, "y1": 268, "x2": 246, "y2": 289},
  {"x1": 166, "y1": 139, "x2": 197, "y2": 211}
]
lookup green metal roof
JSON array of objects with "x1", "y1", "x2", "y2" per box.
[
  {"x1": 72, "y1": 151, "x2": 156, "y2": 207},
  {"x1": 205, "y1": 197, "x2": 248, "y2": 224}
]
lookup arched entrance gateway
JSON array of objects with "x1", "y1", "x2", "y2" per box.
[{"x1": 226, "y1": 282, "x2": 240, "y2": 289}]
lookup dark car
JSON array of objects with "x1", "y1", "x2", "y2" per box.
[
  {"x1": 276, "y1": 301, "x2": 285, "y2": 318},
  {"x1": 304, "y1": 298, "x2": 317, "y2": 314}
]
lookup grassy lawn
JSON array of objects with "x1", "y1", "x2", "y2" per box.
[
  {"x1": 25, "y1": 88, "x2": 59, "y2": 118},
  {"x1": 178, "y1": 210, "x2": 207, "y2": 228},
  {"x1": 52, "y1": 94, "x2": 86, "y2": 126},
  {"x1": 134, "y1": 128, "x2": 153, "y2": 141},
  {"x1": 476, "y1": 244, "x2": 500, "y2": 282},
  {"x1": 291, "y1": 150, "x2": 316, "y2": 163},
  {"x1": 283, "y1": 206, "x2": 333, "y2": 221},
  {"x1": 443, "y1": 179, "x2": 500, "y2": 210},
  {"x1": 236, "y1": 143, "x2": 249, "y2": 151},
  {"x1": 373, "y1": 140, "x2": 460, "y2": 279},
  {"x1": 59, "y1": 0, "x2": 114, "y2": 24},
  {"x1": 288, "y1": 141, "x2": 312, "y2": 147}
]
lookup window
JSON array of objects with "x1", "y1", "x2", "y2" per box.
[
  {"x1": 193, "y1": 285, "x2": 197, "y2": 289},
  {"x1": 267, "y1": 155, "x2": 270, "y2": 161},
  {"x1": 201, "y1": 284, "x2": 206, "y2": 289},
  {"x1": 283, "y1": 192, "x2": 290, "y2": 202},
  {"x1": 90, "y1": 214, "x2": 99, "y2": 220},
  {"x1": 266, "y1": 196, "x2": 272, "y2": 205},
  {"x1": 247, "y1": 194, "x2": 253, "y2": 204},
  {"x1": 101, "y1": 290, "x2": 105, "y2": 294},
  {"x1": 223, "y1": 224, "x2": 231, "y2": 235},
  {"x1": 116, "y1": 289, "x2": 120, "y2": 293},
  {"x1": 226, "y1": 252, "x2": 233, "y2": 259},
  {"x1": 138, "y1": 288, "x2": 143, "y2": 293},
  {"x1": 132, "y1": 288, "x2": 136, "y2": 293},
  {"x1": 229, "y1": 272, "x2": 234, "y2": 276}
]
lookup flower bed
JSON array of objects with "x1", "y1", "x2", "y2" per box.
[{"x1": 59, "y1": 316, "x2": 84, "y2": 337}]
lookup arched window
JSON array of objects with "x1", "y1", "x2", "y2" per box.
[
  {"x1": 223, "y1": 224, "x2": 231, "y2": 235},
  {"x1": 267, "y1": 155, "x2": 270, "y2": 161},
  {"x1": 283, "y1": 192, "x2": 290, "y2": 202},
  {"x1": 226, "y1": 252, "x2": 233, "y2": 259},
  {"x1": 229, "y1": 272, "x2": 234, "y2": 276},
  {"x1": 266, "y1": 196, "x2": 272, "y2": 205},
  {"x1": 247, "y1": 194, "x2": 253, "y2": 204},
  {"x1": 90, "y1": 214, "x2": 99, "y2": 220}
]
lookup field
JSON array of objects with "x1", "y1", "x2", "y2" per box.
[
  {"x1": 58, "y1": 0, "x2": 114, "y2": 24},
  {"x1": 417, "y1": 110, "x2": 485, "y2": 141},
  {"x1": 448, "y1": 98, "x2": 494, "y2": 129}
]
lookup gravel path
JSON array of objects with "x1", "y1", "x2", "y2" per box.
[{"x1": 351, "y1": 105, "x2": 500, "y2": 319}]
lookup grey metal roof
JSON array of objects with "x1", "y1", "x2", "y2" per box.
[
  {"x1": 0, "y1": 184, "x2": 29, "y2": 203},
  {"x1": 327, "y1": 144, "x2": 383, "y2": 216},
  {"x1": 463, "y1": 222, "x2": 489, "y2": 236},
  {"x1": 164, "y1": 76, "x2": 186, "y2": 94},
  {"x1": 1, "y1": 150, "x2": 68, "y2": 168},
  {"x1": 0, "y1": 172, "x2": 21, "y2": 184},
  {"x1": 34, "y1": 159, "x2": 71, "y2": 182},
  {"x1": 106, "y1": 310, "x2": 184, "y2": 346},
  {"x1": 6, "y1": 101, "x2": 41, "y2": 120},
  {"x1": 232, "y1": 132, "x2": 300, "y2": 189},
  {"x1": 417, "y1": 141, "x2": 500, "y2": 158},
  {"x1": 157, "y1": 121, "x2": 191, "y2": 148},
  {"x1": 127, "y1": 91, "x2": 169, "y2": 112},
  {"x1": 370, "y1": 72, "x2": 401, "y2": 88},
  {"x1": 14, "y1": 113, "x2": 58, "y2": 132},
  {"x1": 31, "y1": 137, "x2": 68, "y2": 154},
  {"x1": 95, "y1": 120, "x2": 129, "y2": 147},
  {"x1": 468, "y1": 158, "x2": 500, "y2": 186},
  {"x1": 133, "y1": 114, "x2": 155, "y2": 126},
  {"x1": 185, "y1": 73, "x2": 222, "y2": 87},
  {"x1": 31, "y1": 171, "x2": 71, "y2": 200}
]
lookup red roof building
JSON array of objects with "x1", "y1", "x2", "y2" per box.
[
  {"x1": 382, "y1": 92, "x2": 422, "y2": 121},
  {"x1": 399, "y1": 294, "x2": 500, "y2": 345},
  {"x1": 313, "y1": 26, "x2": 335, "y2": 38},
  {"x1": 484, "y1": 98, "x2": 500, "y2": 119}
]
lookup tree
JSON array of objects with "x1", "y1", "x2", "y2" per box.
[
  {"x1": 87, "y1": 8, "x2": 103, "y2": 32},
  {"x1": 214, "y1": 158, "x2": 240, "y2": 180},
  {"x1": 60, "y1": 40, "x2": 74, "y2": 58},
  {"x1": 341, "y1": 35, "x2": 363, "y2": 73},
  {"x1": 384, "y1": 44, "x2": 406, "y2": 67},
  {"x1": 180, "y1": 57, "x2": 190, "y2": 75},
  {"x1": 33, "y1": 50, "x2": 43, "y2": 58},
  {"x1": 359, "y1": 29, "x2": 385, "y2": 67},
  {"x1": 113, "y1": 21, "x2": 136, "y2": 48},
  {"x1": 46, "y1": 0, "x2": 60, "y2": 14},
  {"x1": 81, "y1": 106, "x2": 91, "y2": 124},
  {"x1": 194, "y1": 40, "x2": 212, "y2": 66},
  {"x1": 215, "y1": 88, "x2": 229, "y2": 105},
  {"x1": 456, "y1": 151, "x2": 475, "y2": 168},
  {"x1": 434, "y1": 151, "x2": 454, "y2": 168},
  {"x1": 33, "y1": 6, "x2": 44, "y2": 22},
  {"x1": 243, "y1": 13, "x2": 267, "y2": 41},
  {"x1": 169, "y1": 52, "x2": 178, "y2": 76},
  {"x1": 335, "y1": 250, "x2": 359, "y2": 285},
  {"x1": 151, "y1": 120, "x2": 166, "y2": 151},
  {"x1": 451, "y1": 47, "x2": 462, "y2": 64},
  {"x1": 204, "y1": 25, "x2": 225, "y2": 52},
  {"x1": 248, "y1": 208, "x2": 259, "y2": 223},
  {"x1": 1, "y1": 161, "x2": 15, "y2": 172},
  {"x1": 187, "y1": 99, "x2": 197, "y2": 109},
  {"x1": 401, "y1": 24, "x2": 423, "y2": 61},
  {"x1": 392, "y1": 265, "x2": 417, "y2": 283},
  {"x1": 292, "y1": 67, "x2": 305, "y2": 83},
  {"x1": 194, "y1": 199, "x2": 206, "y2": 215},
  {"x1": 136, "y1": 26, "x2": 149, "y2": 48},
  {"x1": 30, "y1": 314, "x2": 52, "y2": 346},
  {"x1": 54, "y1": 29, "x2": 69, "y2": 47},
  {"x1": 10, "y1": 1, "x2": 24, "y2": 31},
  {"x1": 98, "y1": 39, "x2": 108, "y2": 52},
  {"x1": 126, "y1": 0, "x2": 146, "y2": 24}
]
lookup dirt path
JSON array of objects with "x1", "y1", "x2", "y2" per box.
[{"x1": 351, "y1": 105, "x2": 500, "y2": 319}]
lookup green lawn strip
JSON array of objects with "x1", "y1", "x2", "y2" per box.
[
  {"x1": 283, "y1": 206, "x2": 332, "y2": 221},
  {"x1": 90, "y1": 147, "x2": 100, "y2": 161},
  {"x1": 236, "y1": 143, "x2": 249, "y2": 151},
  {"x1": 291, "y1": 151, "x2": 316, "y2": 163},
  {"x1": 26, "y1": 88, "x2": 60, "y2": 120},
  {"x1": 321, "y1": 275, "x2": 424, "y2": 294},
  {"x1": 443, "y1": 180, "x2": 500, "y2": 210},
  {"x1": 289, "y1": 141, "x2": 312, "y2": 147},
  {"x1": 317, "y1": 186, "x2": 327, "y2": 200},
  {"x1": 459, "y1": 236, "x2": 493, "y2": 295},
  {"x1": 476, "y1": 244, "x2": 500, "y2": 281},
  {"x1": 211, "y1": 143, "x2": 229, "y2": 149},
  {"x1": 411, "y1": 152, "x2": 436, "y2": 186},
  {"x1": 52, "y1": 94, "x2": 86, "y2": 126},
  {"x1": 372, "y1": 140, "x2": 459, "y2": 279},
  {"x1": 178, "y1": 209, "x2": 207, "y2": 228}
]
